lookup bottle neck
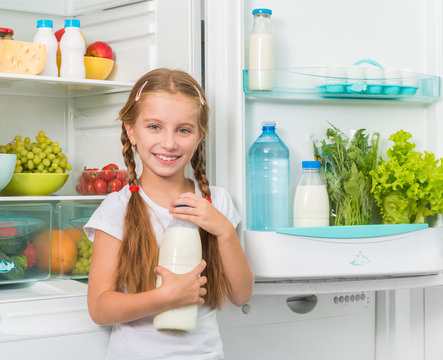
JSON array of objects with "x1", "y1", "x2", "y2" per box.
[
  {"x1": 302, "y1": 168, "x2": 321, "y2": 173},
  {"x1": 252, "y1": 14, "x2": 272, "y2": 34}
]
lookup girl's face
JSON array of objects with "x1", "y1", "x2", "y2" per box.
[{"x1": 125, "y1": 92, "x2": 203, "y2": 180}]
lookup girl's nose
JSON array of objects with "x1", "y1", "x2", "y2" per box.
[{"x1": 160, "y1": 131, "x2": 178, "y2": 150}]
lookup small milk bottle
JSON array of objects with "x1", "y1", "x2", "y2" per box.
[
  {"x1": 153, "y1": 216, "x2": 202, "y2": 332},
  {"x1": 248, "y1": 8, "x2": 274, "y2": 90},
  {"x1": 60, "y1": 19, "x2": 85, "y2": 79},
  {"x1": 293, "y1": 161, "x2": 330, "y2": 227},
  {"x1": 33, "y1": 20, "x2": 58, "y2": 77}
]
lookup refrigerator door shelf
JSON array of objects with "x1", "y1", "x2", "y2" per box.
[
  {"x1": 243, "y1": 69, "x2": 440, "y2": 103},
  {"x1": 245, "y1": 227, "x2": 443, "y2": 279}
]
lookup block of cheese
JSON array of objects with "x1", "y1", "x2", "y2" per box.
[{"x1": 0, "y1": 40, "x2": 47, "y2": 75}]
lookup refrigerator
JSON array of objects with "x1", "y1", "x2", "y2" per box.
[{"x1": 0, "y1": 0, "x2": 443, "y2": 359}]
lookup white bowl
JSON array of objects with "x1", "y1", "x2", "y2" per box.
[{"x1": 0, "y1": 153, "x2": 17, "y2": 192}]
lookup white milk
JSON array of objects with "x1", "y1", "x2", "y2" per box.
[
  {"x1": 293, "y1": 185, "x2": 329, "y2": 227},
  {"x1": 248, "y1": 9, "x2": 274, "y2": 90},
  {"x1": 33, "y1": 20, "x2": 58, "y2": 77},
  {"x1": 60, "y1": 19, "x2": 85, "y2": 79},
  {"x1": 153, "y1": 222, "x2": 202, "y2": 332}
]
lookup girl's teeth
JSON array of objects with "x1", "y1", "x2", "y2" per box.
[{"x1": 157, "y1": 154, "x2": 177, "y2": 161}]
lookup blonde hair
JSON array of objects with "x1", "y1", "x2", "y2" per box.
[{"x1": 117, "y1": 68, "x2": 230, "y2": 308}]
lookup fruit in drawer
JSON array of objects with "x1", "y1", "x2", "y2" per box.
[
  {"x1": 34, "y1": 230, "x2": 78, "y2": 274},
  {"x1": 86, "y1": 41, "x2": 114, "y2": 60},
  {"x1": 21, "y1": 242, "x2": 36, "y2": 269},
  {"x1": 0, "y1": 131, "x2": 72, "y2": 174},
  {"x1": 64, "y1": 228, "x2": 84, "y2": 243},
  {"x1": 72, "y1": 234, "x2": 93, "y2": 275},
  {"x1": 0, "y1": 40, "x2": 46, "y2": 75}
]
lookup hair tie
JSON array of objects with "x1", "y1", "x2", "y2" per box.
[
  {"x1": 205, "y1": 197, "x2": 212, "y2": 203},
  {"x1": 135, "y1": 81, "x2": 148, "y2": 102},
  {"x1": 129, "y1": 185, "x2": 139, "y2": 193},
  {"x1": 193, "y1": 84, "x2": 204, "y2": 106}
]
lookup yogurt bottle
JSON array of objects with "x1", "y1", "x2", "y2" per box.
[
  {"x1": 153, "y1": 216, "x2": 202, "y2": 332},
  {"x1": 33, "y1": 20, "x2": 58, "y2": 76},
  {"x1": 293, "y1": 161, "x2": 329, "y2": 227},
  {"x1": 60, "y1": 19, "x2": 85, "y2": 79},
  {"x1": 248, "y1": 8, "x2": 274, "y2": 90}
]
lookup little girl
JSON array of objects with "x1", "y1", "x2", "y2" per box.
[{"x1": 85, "y1": 68, "x2": 254, "y2": 359}]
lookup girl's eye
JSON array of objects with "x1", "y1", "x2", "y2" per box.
[
  {"x1": 148, "y1": 124, "x2": 160, "y2": 130},
  {"x1": 178, "y1": 128, "x2": 191, "y2": 134}
]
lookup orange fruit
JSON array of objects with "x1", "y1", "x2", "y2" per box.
[
  {"x1": 34, "y1": 229, "x2": 78, "y2": 274},
  {"x1": 64, "y1": 227, "x2": 84, "y2": 243}
]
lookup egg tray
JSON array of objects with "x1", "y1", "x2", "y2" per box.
[{"x1": 317, "y1": 82, "x2": 418, "y2": 97}]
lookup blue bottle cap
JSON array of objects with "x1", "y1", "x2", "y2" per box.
[
  {"x1": 302, "y1": 160, "x2": 321, "y2": 169},
  {"x1": 64, "y1": 19, "x2": 80, "y2": 28},
  {"x1": 37, "y1": 20, "x2": 53, "y2": 28},
  {"x1": 252, "y1": 8, "x2": 272, "y2": 15},
  {"x1": 261, "y1": 121, "x2": 276, "y2": 128}
]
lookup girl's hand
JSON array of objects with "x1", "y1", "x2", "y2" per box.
[
  {"x1": 154, "y1": 260, "x2": 207, "y2": 308},
  {"x1": 170, "y1": 192, "x2": 233, "y2": 238}
]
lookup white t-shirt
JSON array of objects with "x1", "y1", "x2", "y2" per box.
[{"x1": 84, "y1": 181, "x2": 241, "y2": 360}]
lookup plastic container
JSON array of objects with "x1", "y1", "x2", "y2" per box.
[
  {"x1": 293, "y1": 160, "x2": 329, "y2": 227},
  {"x1": 153, "y1": 216, "x2": 202, "y2": 332},
  {"x1": 60, "y1": 19, "x2": 86, "y2": 79},
  {"x1": 76, "y1": 168, "x2": 128, "y2": 195},
  {"x1": 53, "y1": 201, "x2": 99, "y2": 278},
  {"x1": 248, "y1": 8, "x2": 274, "y2": 90},
  {"x1": 247, "y1": 121, "x2": 290, "y2": 231},
  {"x1": 0, "y1": 27, "x2": 13, "y2": 39},
  {"x1": 33, "y1": 19, "x2": 58, "y2": 77},
  {"x1": 0, "y1": 203, "x2": 52, "y2": 285}
]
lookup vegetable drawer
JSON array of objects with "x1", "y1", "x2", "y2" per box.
[
  {"x1": 0, "y1": 203, "x2": 51, "y2": 285},
  {"x1": 244, "y1": 225, "x2": 443, "y2": 279}
]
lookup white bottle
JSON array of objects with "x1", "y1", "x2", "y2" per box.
[
  {"x1": 60, "y1": 19, "x2": 85, "y2": 79},
  {"x1": 293, "y1": 161, "x2": 330, "y2": 227},
  {"x1": 153, "y1": 217, "x2": 202, "y2": 332},
  {"x1": 248, "y1": 8, "x2": 274, "y2": 90},
  {"x1": 33, "y1": 19, "x2": 58, "y2": 77}
]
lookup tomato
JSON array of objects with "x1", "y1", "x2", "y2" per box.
[
  {"x1": 83, "y1": 168, "x2": 100, "y2": 182},
  {"x1": 102, "y1": 163, "x2": 119, "y2": 171},
  {"x1": 93, "y1": 179, "x2": 108, "y2": 194},
  {"x1": 121, "y1": 179, "x2": 128, "y2": 187},
  {"x1": 115, "y1": 170, "x2": 128, "y2": 182},
  {"x1": 83, "y1": 181, "x2": 93, "y2": 195},
  {"x1": 76, "y1": 183, "x2": 84, "y2": 194},
  {"x1": 22, "y1": 242, "x2": 37, "y2": 269},
  {"x1": 0, "y1": 226, "x2": 18, "y2": 238},
  {"x1": 102, "y1": 169, "x2": 116, "y2": 181},
  {"x1": 108, "y1": 178, "x2": 122, "y2": 193}
]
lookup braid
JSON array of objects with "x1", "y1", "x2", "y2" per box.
[
  {"x1": 121, "y1": 123, "x2": 138, "y2": 186},
  {"x1": 192, "y1": 140, "x2": 231, "y2": 308}
]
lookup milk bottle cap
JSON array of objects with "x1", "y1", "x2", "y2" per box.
[
  {"x1": 302, "y1": 160, "x2": 321, "y2": 169},
  {"x1": 64, "y1": 19, "x2": 80, "y2": 28},
  {"x1": 36, "y1": 20, "x2": 53, "y2": 28},
  {"x1": 252, "y1": 8, "x2": 272, "y2": 15}
]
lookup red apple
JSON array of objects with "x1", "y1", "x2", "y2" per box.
[{"x1": 86, "y1": 41, "x2": 114, "y2": 60}]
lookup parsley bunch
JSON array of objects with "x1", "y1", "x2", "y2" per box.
[{"x1": 313, "y1": 124, "x2": 380, "y2": 225}]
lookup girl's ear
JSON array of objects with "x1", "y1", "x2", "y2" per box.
[{"x1": 124, "y1": 123, "x2": 136, "y2": 146}]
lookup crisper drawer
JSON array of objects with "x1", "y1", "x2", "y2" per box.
[
  {"x1": 0, "y1": 203, "x2": 52, "y2": 285},
  {"x1": 52, "y1": 200, "x2": 100, "y2": 280},
  {"x1": 245, "y1": 225, "x2": 443, "y2": 279}
]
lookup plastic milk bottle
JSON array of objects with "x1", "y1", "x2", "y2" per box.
[
  {"x1": 60, "y1": 19, "x2": 85, "y2": 79},
  {"x1": 33, "y1": 19, "x2": 58, "y2": 76},
  {"x1": 153, "y1": 216, "x2": 202, "y2": 331}
]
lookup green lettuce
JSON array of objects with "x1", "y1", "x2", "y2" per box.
[{"x1": 370, "y1": 130, "x2": 443, "y2": 224}]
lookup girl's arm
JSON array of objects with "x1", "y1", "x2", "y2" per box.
[
  {"x1": 170, "y1": 194, "x2": 254, "y2": 307},
  {"x1": 87, "y1": 229, "x2": 207, "y2": 325}
]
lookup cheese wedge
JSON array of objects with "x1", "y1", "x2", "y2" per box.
[{"x1": 0, "y1": 40, "x2": 47, "y2": 75}]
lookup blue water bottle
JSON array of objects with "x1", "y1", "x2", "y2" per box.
[{"x1": 247, "y1": 121, "x2": 290, "y2": 231}]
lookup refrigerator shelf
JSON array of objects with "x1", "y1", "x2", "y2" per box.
[
  {"x1": 0, "y1": 0, "x2": 143, "y2": 16},
  {"x1": 0, "y1": 73, "x2": 134, "y2": 98},
  {"x1": 243, "y1": 68, "x2": 440, "y2": 103},
  {"x1": 0, "y1": 195, "x2": 106, "y2": 202}
]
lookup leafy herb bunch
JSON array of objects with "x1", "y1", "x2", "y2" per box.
[{"x1": 313, "y1": 124, "x2": 380, "y2": 225}]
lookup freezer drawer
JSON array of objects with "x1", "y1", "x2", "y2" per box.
[
  {"x1": 218, "y1": 292, "x2": 375, "y2": 360},
  {"x1": 0, "y1": 280, "x2": 111, "y2": 359}
]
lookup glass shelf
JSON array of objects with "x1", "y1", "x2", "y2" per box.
[
  {"x1": 0, "y1": 195, "x2": 106, "y2": 202},
  {"x1": 0, "y1": 73, "x2": 134, "y2": 98},
  {"x1": 243, "y1": 68, "x2": 440, "y2": 103},
  {"x1": 0, "y1": 0, "x2": 141, "y2": 16}
]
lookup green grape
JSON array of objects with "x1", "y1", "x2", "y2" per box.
[
  {"x1": 37, "y1": 163, "x2": 44, "y2": 172},
  {"x1": 45, "y1": 138, "x2": 51, "y2": 145},
  {"x1": 38, "y1": 130, "x2": 46, "y2": 138},
  {"x1": 48, "y1": 153, "x2": 56, "y2": 161},
  {"x1": 24, "y1": 137, "x2": 30, "y2": 145},
  {"x1": 66, "y1": 163, "x2": 72, "y2": 171},
  {"x1": 26, "y1": 152, "x2": 34, "y2": 160},
  {"x1": 32, "y1": 146, "x2": 42, "y2": 154},
  {"x1": 15, "y1": 165, "x2": 23, "y2": 173},
  {"x1": 33, "y1": 155, "x2": 41, "y2": 164},
  {"x1": 40, "y1": 151, "x2": 47, "y2": 159},
  {"x1": 27, "y1": 160, "x2": 34, "y2": 170},
  {"x1": 53, "y1": 147, "x2": 62, "y2": 154},
  {"x1": 20, "y1": 156, "x2": 27, "y2": 164},
  {"x1": 14, "y1": 135, "x2": 21, "y2": 142},
  {"x1": 42, "y1": 169, "x2": 48, "y2": 173},
  {"x1": 44, "y1": 147, "x2": 52, "y2": 154},
  {"x1": 40, "y1": 143, "x2": 48, "y2": 150},
  {"x1": 16, "y1": 159, "x2": 21, "y2": 166},
  {"x1": 16, "y1": 140, "x2": 24, "y2": 148},
  {"x1": 20, "y1": 149, "x2": 27, "y2": 157},
  {"x1": 42, "y1": 159, "x2": 50, "y2": 167}
]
